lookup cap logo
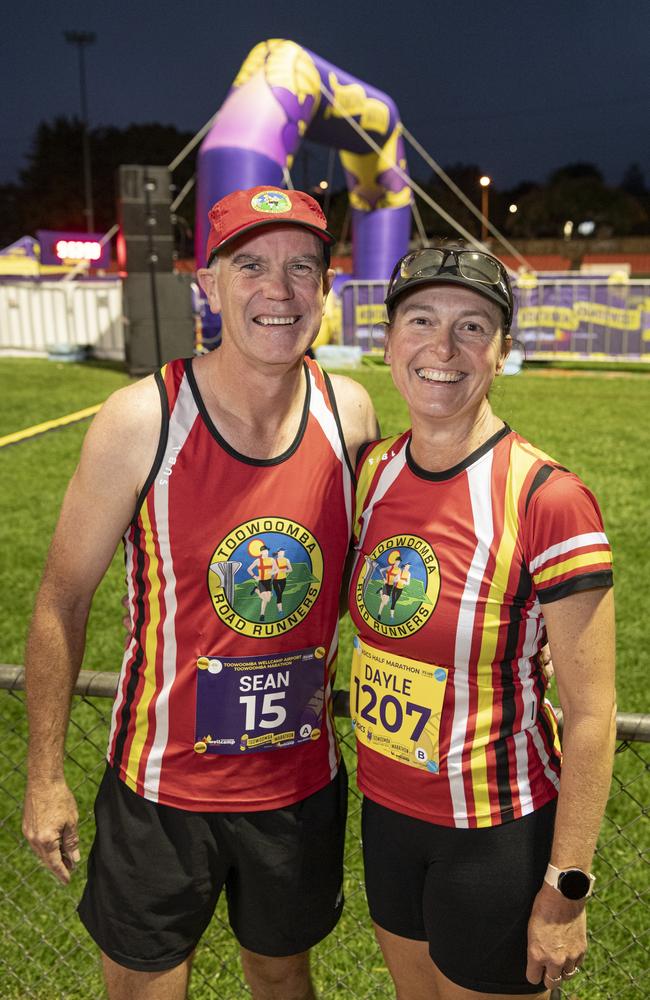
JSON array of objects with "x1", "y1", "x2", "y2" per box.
[{"x1": 250, "y1": 190, "x2": 293, "y2": 215}]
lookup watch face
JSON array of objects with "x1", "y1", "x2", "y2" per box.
[{"x1": 559, "y1": 869, "x2": 591, "y2": 900}]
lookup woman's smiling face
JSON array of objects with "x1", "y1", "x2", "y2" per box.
[{"x1": 384, "y1": 283, "x2": 511, "y2": 425}]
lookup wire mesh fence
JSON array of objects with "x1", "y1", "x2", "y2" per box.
[{"x1": 1, "y1": 666, "x2": 647, "y2": 999}]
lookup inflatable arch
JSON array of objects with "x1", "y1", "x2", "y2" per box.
[{"x1": 196, "y1": 39, "x2": 412, "y2": 281}]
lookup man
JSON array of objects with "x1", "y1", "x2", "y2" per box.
[
  {"x1": 22, "y1": 186, "x2": 377, "y2": 1000},
  {"x1": 247, "y1": 541, "x2": 277, "y2": 621}
]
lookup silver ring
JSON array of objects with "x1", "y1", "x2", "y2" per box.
[
  {"x1": 564, "y1": 968, "x2": 579, "y2": 978},
  {"x1": 548, "y1": 975, "x2": 562, "y2": 984}
]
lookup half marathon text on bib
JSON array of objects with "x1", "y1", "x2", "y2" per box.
[{"x1": 194, "y1": 646, "x2": 326, "y2": 755}]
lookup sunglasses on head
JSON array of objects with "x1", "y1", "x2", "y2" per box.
[{"x1": 386, "y1": 248, "x2": 513, "y2": 328}]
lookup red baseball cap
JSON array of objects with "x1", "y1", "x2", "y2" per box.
[{"x1": 205, "y1": 186, "x2": 335, "y2": 265}]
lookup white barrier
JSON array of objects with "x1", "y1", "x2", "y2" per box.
[
  {"x1": 2, "y1": 275, "x2": 649, "y2": 365},
  {"x1": 0, "y1": 279, "x2": 125, "y2": 360}
]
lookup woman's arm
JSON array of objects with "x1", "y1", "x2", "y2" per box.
[{"x1": 526, "y1": 587, "x2": 616, "y2": 989}]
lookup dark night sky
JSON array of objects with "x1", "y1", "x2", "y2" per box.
[{"x1": 3, "y1": 0, "x2": 649, "y2": 192}]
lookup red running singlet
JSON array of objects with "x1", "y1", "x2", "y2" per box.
[
  {"x1": 108, "y1": 357, "x2": 354, "y2": 811},
  {"x1": 349, "y1": 426, "x2": 612, "y2": 829}
]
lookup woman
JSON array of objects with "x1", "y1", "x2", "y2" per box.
[{"x1": 348, "y1": 246, "x2": 616, "y2": 998}]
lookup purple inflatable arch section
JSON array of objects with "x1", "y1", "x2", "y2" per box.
[{"x1": 196, "y1": 40, "x2": 412, "y2": 278}]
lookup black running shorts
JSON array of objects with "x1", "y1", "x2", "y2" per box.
[
  {"x1": 362, "y1": 796, "x2": 556, "y2": 995},
  {"x1": 78, "y1": 763, "x2": 347, "y2": 971}
]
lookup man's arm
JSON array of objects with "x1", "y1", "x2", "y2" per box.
[
  {"x1": 526, "y1": 587, "x2": 616, "y2": 989},
  {"x1": 22, "y1": 377, "x2": 161, "y2": 884},
  {"x1": 329, "y1": 375, "x2": 378, "y2": 617},
  {"x1": 328, "y1": 374, "x2": 379, "y2": 466}
]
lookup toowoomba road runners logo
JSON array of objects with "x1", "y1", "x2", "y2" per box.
[
  {"x1": 208, "y1": 517, "x2": 323, "y2": 638},
  {"x1": 355, "y1": 534, "x2": 440, "y2": 638}
]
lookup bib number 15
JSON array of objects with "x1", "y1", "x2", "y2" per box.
[{"x1": 240, "y1": 692, "x2": 287, "y2": 730}]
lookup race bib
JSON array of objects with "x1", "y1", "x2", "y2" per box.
[
  {"x1": 350, "y1": 636, "x2": 447, "y2": 773},
  {"x1": 194, "y1": 647, "x2": 326, "y2": 755}
]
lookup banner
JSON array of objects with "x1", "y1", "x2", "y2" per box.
[
  {"x1": 513, "y1": 276, "x2": 650, "y2": 359},
  {"x1": 338, "y1": 275, "x2": 650, "y2": 360}
]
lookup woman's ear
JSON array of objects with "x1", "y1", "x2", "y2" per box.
[
  {"x1": 383, "y1": 322, "x2": 392, "y2": 365},
  {"x1": 496, "y1": 334, "x2": 512, "y2": 375}
]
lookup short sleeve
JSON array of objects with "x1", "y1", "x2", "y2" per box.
[
  {"x1": 525, "y1": 471, "x2": 613, "y2": 604},
  {"x1": 355, "y1": 440, "x2": 376, "y2": 476}
]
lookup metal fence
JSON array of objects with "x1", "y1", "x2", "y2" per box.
[
  {"x1": 514, "y1": 277, "x2": 650, "y2": 361},
  {"x1": 2, "y1": 275, "x2": 649, "y2": 368},
  {"x1": 1, "y1": 665, "x2": 647, "y2": 1000},
  {"x1": 337, "y1": 277, "x2": 650, "y2": 363},
  {"x1": 0, "y1": 279, "x2": 124, "y2": 360}
]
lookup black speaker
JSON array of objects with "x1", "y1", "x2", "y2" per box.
[
  {"x1": 123, "y1": 273, "x2": 194, "y2": 375},
  {"x1": 117, "y1": 165, "x2": 174, "y2": 272}
]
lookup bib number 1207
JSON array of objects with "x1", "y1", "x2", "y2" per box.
[{"x1": 352, "y1": 677, "x2": 431, "y2": 740}]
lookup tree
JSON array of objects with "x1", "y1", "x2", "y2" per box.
[
  {"x1": 621, "y1": 163, "x2": 646, "y2": 197},
  {"x1": 0, "y1": 184, "x2": 23, "y2": 248},
  {"x1": 409, "y1": 163, "x2": 486, "y2": 241},
  {"x1": 504, "y1": 164, "x2": 647, "y2": 239},
  {"x1": 549, "y1": 163, "x2": 604, "y2": 184},
  {"x1": 13, "y1": 117, "x2": 196, "y2": 241}
]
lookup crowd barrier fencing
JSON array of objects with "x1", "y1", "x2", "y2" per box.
[
  {"x1": 0, "y1": 279, "x2": 124, "y2": 360},
  {"x1": 2, "y1": 274, "x2": 650, "y2": 367},
  {"x1": 338, "y1": 276, "x2": 650, "y2": 362},
  {"x1": 0, "y1": 664, "x2": 647, "y2": 999}
]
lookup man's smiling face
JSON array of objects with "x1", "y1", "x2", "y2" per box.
[{"x1": 198, "y1": 225, "x2": 333, "y2": 369}]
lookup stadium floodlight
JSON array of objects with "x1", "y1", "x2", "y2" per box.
[{"x1": 64, "y1": 30, "x2": 96, "y2": 232}]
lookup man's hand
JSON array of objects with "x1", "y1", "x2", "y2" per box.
[
  {"x1": 526, "y1": 882, "x2": 586, "y2": 990},
  {"x1": 536, "y1": 642, "x2": 554, "y2": 685},
  {"x1": 121, "y1": 593, "x2": 131, "y2": 636},
  {"x1": 23, "y1": 778, "x2": 80, "y2": 885}
]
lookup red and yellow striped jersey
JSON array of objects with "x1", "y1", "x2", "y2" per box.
[
  {"x1": 349, "y1": 425, "x2": 613, "y2": 829},
  {"x1": 108, "y1": 356, "x2": 354, "y2": 811},
  {"x1": 275, "y1": 558, "x2": 290, "y2": 580}
]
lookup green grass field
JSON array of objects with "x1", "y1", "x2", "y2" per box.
[{"x1": 1, "y1": 357, "x2": 648, "y2": 998}]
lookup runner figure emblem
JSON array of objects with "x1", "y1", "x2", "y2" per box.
[{"x1": 208, "y1": 516, "x2": 323, "y2": 638}]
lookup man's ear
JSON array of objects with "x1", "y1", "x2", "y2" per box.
[
  {"x1": 321, "y1": 266, "x2": 336, "y2": 311},
  {"x1": 197, "y1": 267, "x2": 221, "y2": 314}
]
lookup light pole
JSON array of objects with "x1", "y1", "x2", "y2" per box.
[
  {"x1": 64, "y1": 30, "x2": 96, "y2": 232},
  {"x1": 479, "y1": 175, "x2": 491, "y2": 242}
]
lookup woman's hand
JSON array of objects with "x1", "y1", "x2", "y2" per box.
[
  {"x1": 529, "y1": 588, "x2": 616, "y2": 990},
  {"x1": 526, "y1": 882, "x2": 586, "y2": 989}
]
